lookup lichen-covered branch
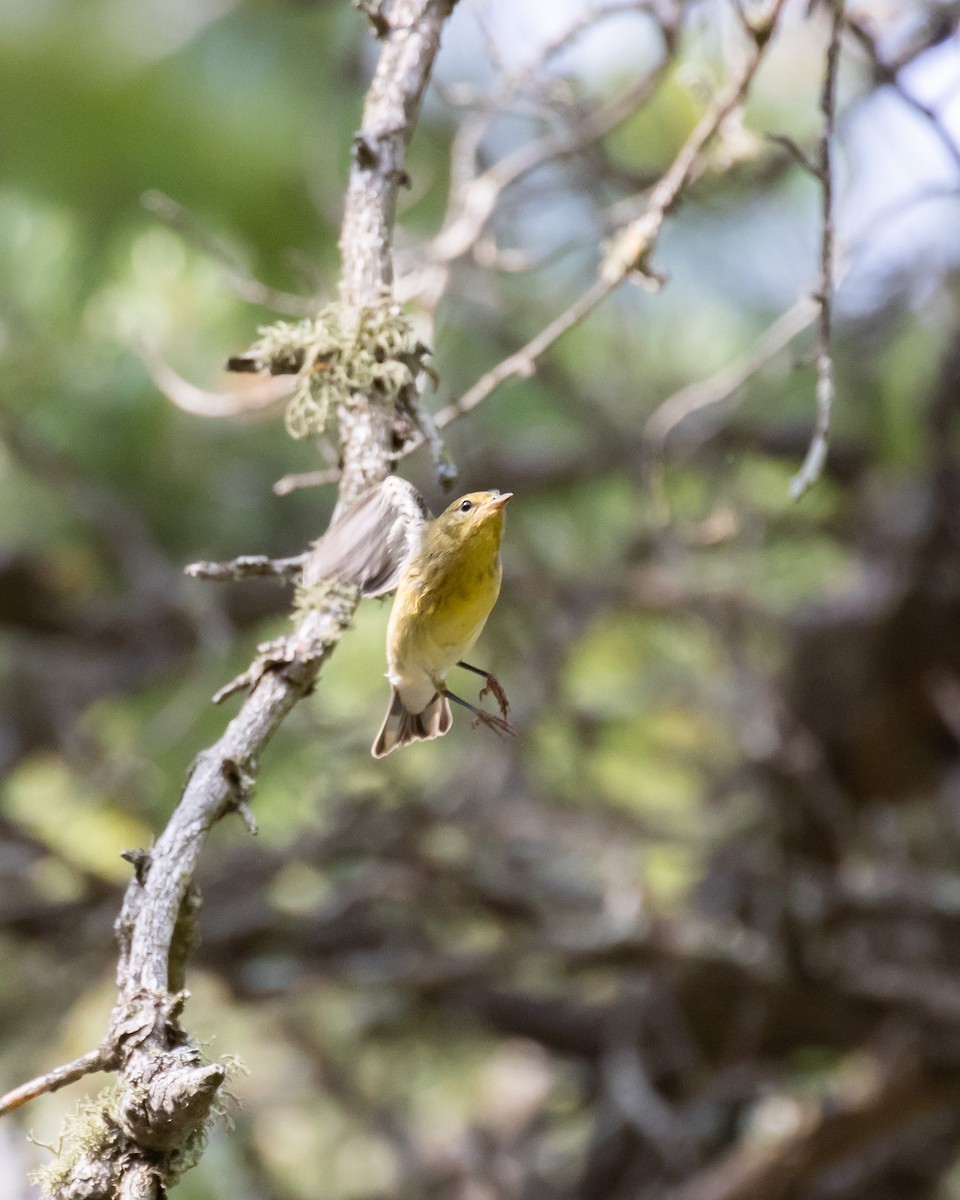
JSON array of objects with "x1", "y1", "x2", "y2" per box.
[{"x1": 21, "y1": 3, "x2": 456, "y2": 1196}]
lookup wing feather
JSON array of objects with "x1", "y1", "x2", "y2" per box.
[{"x1": 301, "y1": 476, "x2": 432, "y2": 597}]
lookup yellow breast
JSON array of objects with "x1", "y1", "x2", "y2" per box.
[{"x1": 387, "y1": 520, "x2": 503, "y2": 677}]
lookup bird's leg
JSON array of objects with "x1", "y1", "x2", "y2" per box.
[
  {"x1": 456, "y1": 661, "x2": 510, "y2": 719},
  {"x1": 442, "y1": 685, "x2": 515, "y2": 739}
]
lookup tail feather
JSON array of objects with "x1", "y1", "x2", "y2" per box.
[{"x1": 372, "y1": 688, "x2": 452, "y2": 758}]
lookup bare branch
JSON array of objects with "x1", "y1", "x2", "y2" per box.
[
  {"x1": 765, "y1": 131, "x2": 822, "y2": 179},
  {"x1": 644, "y1": 297, "x2": 819, "y2": 519},
  {"x1": 600, "y1": 0, "x2": 788, "y2": 283},
  {"x1": 846, "y1": 15, "x2": 960, "y2": 179},
  {"x1": 140, "y1": 343, "x2": 295, "y2": 419},
  {"x1": 436, "y1": 275, "x2": 616, "y2": 427},
  {"x1": 428, "y1": 46, "x2": 673, "y2": 269},
  {"x1": 645, "y1": 299, "x2": 819, "y2": 451},
  {"x1": 141, "y1": 190, "x2": 318, "y2": 317},
  {"x1": 0, "y1": 1049, "x2": 115, "y2": 1118},
  {"x1": 273, "y1": 467, "x2": 342, "y2": 495},
  {"x1": 184, "y1": 554, "x2": 307, "y2": 583},
  {"x1": 396, "y1": 2, "x2": 679, "y2": 330},
  {"x1": 430, "y1": 0, "x2": 789, "y2": 431},
  {"x1": 790, "y1": 0, "x2": 844, "y2": 500}
]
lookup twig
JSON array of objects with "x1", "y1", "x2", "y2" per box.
[
  {"x1": 429, "y1": 51, "x2": 672, "y2": 268},
  {"x1": 525, "y1": 0, "x2": 663, "y2": 77},
  {"x1": 273, "y1": 467, "x2": 342, "y2": 495},
  {"x1": 435, "y1": 275, "x2": 616, "y2": 426},
  {"x1": 765, "y1": 131, "x2": 822, "y2": 179},
  {"x1": 645, "y1": 299, "x2": 819, "y2": 450},
  {"x1": 0, "y1": 1049, "x2": 115, "y2": 1117},
  {"x1": 398, "y1": 3, "x2": 677, "y2": 330},
  {"x1": 790, "y1": 0, "x2": 844, "y2": 500},
  {"x1": 185, "y1": 554, "x2": 307, "y2": 582},
  {"x1": 600, "y1": 0, "x2": 788, "y2": 283},
  {"x1": 643, "y1": 297, "x2": 819, "y2": 519},
  {"x1": 141, "y1": 342, "x2": 296, "y2": 419},
  {"x1": 141, "y1": 190, "x2": 318, "y2": 317},
  {"x1": 845, "y1": 16, "x2": 960, "y2": 179},
  {"x1": 433, "y1": 0, "x2": 788, "y2": 430}
]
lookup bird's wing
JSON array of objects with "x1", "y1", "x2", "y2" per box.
[{"x1": 301, "y1": 476, "x2": 432, "y2": 597}]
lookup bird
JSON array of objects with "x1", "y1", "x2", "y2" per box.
[{"x1": 302, "y1": 477, "x2": 514, "y2": 757}]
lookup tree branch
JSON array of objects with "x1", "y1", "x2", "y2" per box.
[
  {"x1": 20, "y1": 3, "x2": 456, "y2": 1195},
  {"x1": 430, "y1": 0, "x2": 789, "y2": 431},
  {"x1": 184, "y1": 554, "x2": 307, "y2": 583},
  {"x1": 0, "y1": 1050, "x2": 115, "y2": 1118},
  {"x1": 790, "y1": 0, "x2": 844, "y2": 500}
]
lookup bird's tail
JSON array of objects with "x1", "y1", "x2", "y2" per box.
[{"x1": 372, "y1": 688, "x2": 452, "y2": 758}]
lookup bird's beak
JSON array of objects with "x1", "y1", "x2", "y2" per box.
[{"x1": 489, "y1": 492, "x2": 513, "y2": 510}]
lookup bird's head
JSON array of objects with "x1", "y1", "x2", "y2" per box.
[{"x1": 429, "y1": 490, "x2": 513, "y2": 549}]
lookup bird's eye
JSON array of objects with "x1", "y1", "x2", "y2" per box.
[{"x1": 459, "y1": 499, "x2": 473, "y2": 512}]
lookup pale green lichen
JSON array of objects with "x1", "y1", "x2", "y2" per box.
[
  {"x1": 31, "y1": 1057, "x2": 239, "y2": 1198},
  {"x1": 31, "y1": 1086, "x2": 124, "y2": 1198},
  {"x1": 243, "y1": 302, "x2": 429, "y2": 441},
  {"x1": 292, "y1": 577, "x2": 360, "y2": 621}
]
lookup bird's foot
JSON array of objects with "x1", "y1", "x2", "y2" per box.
[
  {"x1": 469, "y1": 707, "x2": 515, "y2": 739},
  {"x1": 444, "y1": 684, "x2": 516, "y2": 739},
  {"x1": 456, "y1": 660, "x2": 510, "y2": 720},
  {"x1": 477, "y1": 672, "x2": 510, "y2": 720}
]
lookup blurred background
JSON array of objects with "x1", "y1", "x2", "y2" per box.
[{"x1": 4, "y1": 0, "x2": 960, "y2": 1196}]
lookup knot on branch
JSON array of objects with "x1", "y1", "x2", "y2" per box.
[
  {"x1": 601, "y1": 216, "x2": 666, "y2": 289},
  {"x1": 35, "y1": 1050, "x2": 226, "y2": 1200},
  {"x1": 118, "y1": 1049, "x2": 225, "y2": 1154},
  {"x1": 212, "y1": 582, "x2": 359, "y2": 704},
  {"x1": 228, "y1": 301, "x2": 435, "y2": 442},
  {"x1": 31, "y1": 992, "x2": 230, "y2": 1197}
]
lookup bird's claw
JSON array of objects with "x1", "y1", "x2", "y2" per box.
[
  {"x1": 478, "y1": 672, "x2": 510, "y2": 720},
  {"x1": 470, "y1": 708, "x2": 515, "y2": 739}
]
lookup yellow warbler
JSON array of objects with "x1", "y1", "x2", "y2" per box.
[{"x1": 302, "y1": 478, "x2": 514, "y2": 757}]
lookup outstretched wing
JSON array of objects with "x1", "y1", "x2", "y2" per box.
[{"x1": 301, "y1": 476, "x2": 432, "y2": 597}]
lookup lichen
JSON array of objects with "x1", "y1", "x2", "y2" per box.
[
  {"x1": 242, "y1": 302, "x2": 430, "y2": 441},
  {"x1": 30, "y1": 1055, "x2": 241, "y2": 1198},
  {"x1": 31, "y1": 1086, "x2": 124, "y2": 1199},
  {"x1": 293, "y1": 577, "x2": 360, "y2": 621}
]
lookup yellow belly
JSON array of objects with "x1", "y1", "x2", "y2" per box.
[{"x1": 386, "y1": 557, "x2": 501, "y2": 708}]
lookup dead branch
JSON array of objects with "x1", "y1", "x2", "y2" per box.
[
  {"x1": 846, "y1": 14, "x2": 960, "y2": 179},
  {"x1": 599, "y1": 0, "x2": 788, "y2": 284},
  {"x1": 432, "y1": 0, "x2": 789, "y2": 431},
  {"x1": 16, "y1": 3, "x2": 457, "y2": 1196},
  {"x1": 184, "y1": 554, "x2": 307, "y2": 583},
  {"x1": 273, "y1": 467, "x2": 341, "y2": 495},
  {"x1": 790, "y1": 0, "x2": 844, "y2": 500},
  {"x1": 0, "y1": 1050, "x2": 115, "y2": 1118},
  {"x1": 141, "y1": 344, "x2": 295, "y2": 419},
  {"x1": 644, "y1": 297, "x2": 819, "y2": 520}
]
